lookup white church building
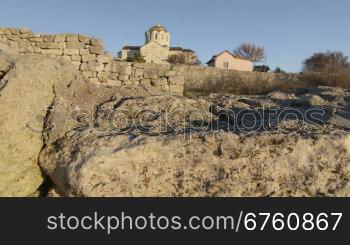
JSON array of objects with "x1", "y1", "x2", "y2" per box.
[{"x1": 118, "y1": 24, "x2": 197, "y2": 64}]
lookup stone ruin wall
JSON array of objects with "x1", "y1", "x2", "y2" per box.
[
  {"x1": 0, "y1": 27, "x2": 184, "y2": 95},
  {"x1": 0, "y1": 27, "x2": 288, "y2": 96}
]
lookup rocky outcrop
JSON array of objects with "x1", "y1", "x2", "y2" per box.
[
  {"x1": 1, "y1": 49, "x2": 349, "y2": 197},
  {"x1": 0, "y1": 53, "x2": 76, "y2": 196},
  {"x1": 40, "y1": 87, "x2": 350, "y2": 197},
  {"x1": 40, "y1": 129, "x2": 350, "y2": 197},
  {"x1": 0, "y1": 52, "x2": 170, "y2": 197}
]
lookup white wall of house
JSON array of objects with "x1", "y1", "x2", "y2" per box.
[{"x1": 211, "y1": 51, "x2": 253, "y2": 72}]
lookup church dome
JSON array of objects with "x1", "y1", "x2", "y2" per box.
[
  {"x1": 148, "y1": 24, "x2": 168, "y2": 33},
  {"x1": 145, "y1": 24, "x2": 170, "y2": 47}
]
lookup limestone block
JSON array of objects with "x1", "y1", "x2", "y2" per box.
[
  {"x1": 54, "y1": 34, "x2": 66, "y2": 42},
  {"x1": 158, "y1": 69, "x2": 165, "y2": 77},
  {"x1": 80, "y1": 63, "x2": 88, "y2": 71},
  {"x1": 34, "y1": 47, "x2": 42, "y2": 54},
  {"x1": 107, "y1": 79, "x2": 122, "y2": 86},
  {"x1": 134, "y1": 68, "x2": 144, "y2": 77},
  {"x1": 66, "y1": 34, "x2": 79, "y2": 42},
  {"x1": 161, "y1": 84, "x2": 170, "y2": 92},
  {"x1": 79, "y1": 35, "x2": 90, "y2": 43},
  {"x1": 140, "y1": 78, "x2": 151, "y2": 86},
  {"x1": 97, "y1": 71, "x2": 110, "y2": 79},
  {"x1": 20, "y1": 46, "x2": 34, "y2": 53},
  {"x1": 0, "y1": 54, "x2": 76, "y2": 197},
  {"x1": 165, "y1": 70, "x2": 176, "y2": 77},
  {"x1": 29, "y1": 37, "x2": 44, "y2": 43},
  {"x1": 133, "y1": 63, "x2": 146, "y2": 69},
  {"x1": 63, "y1": 49, "x2": 80, "y2": 55},
  {"x1": 168, "y1": 75, "x2": 185, "y2": 85},
  {"x1": 71, "y1": 61, "x2": 81, "y2": 70},
  {"x1": 104, "y1": 63, "x2": 111, "y2": 72},
  {"x1": 47, "y1": 55, "x2": 58, "y2": 58},
  {"x1": 97, "y1": 55, "x2": 112, "y2": 64},
  {"x1": 58, "y1": 42, "x2": 66, "y2": 49},
  {"x1": 66, "y1": 42, "x2": 85, "y2": 49},
  {"x1": 169, "y1": 84, "x2": 184, "y2": 94},
  {"x1": 32, "y1": 33, "x2": 42, "y2": 38},
  {"x1": 119, "y1": 66, "x2": 132, "y2": 76},
  {"x1": 71, "y1": 55, "x2": 82, "y2": 62},
  {"x1": 81, "y1": 54, "x2": 96, "y2": 62},
  {"x1": 118, "y1": 75, "x2": 129, "y2": 81},
  {"x1": 88, "y1": 78, "x2": 99, "y2": 84},
  {"x1": 83, "y1": 62, "x2": 104, "y2": 72},
  {"x1": 129, "y1": 76, "x2": 141, "y2": 82},
  {"x1": 144, "y1": 69, "x2": 158, "y2": 79},
  {"x1": 79, "y1": 49, "x2": 90, "y2": 55},
  {"x1": 36, "y1": 42, "x2": 59, "y2": 49},
  {"x1": 115, "y1": 61, "x2": 129, "y2": 67},
  {"x1": 9, "y1": 42, "x2": 19, "y2": 49},
  {"x1": 81, "y1": 71, "x2": 89, "y2": 79},
  {"x1": 151, "y1": 78, "x2": 167, "y2": 87},
  {"x1": 109, "y1": 72, "x2": 118, "y2": 80},
  {"x1": 122, "y1": 80, "x2": 133, "y2": 86},
  {"x1": 40, "y1": 49, "x2": 63, "y2": 55},
  {"x1": 43, "y1": 35, "x2": 55, "y2": 42},
  {"x1": 82, "y1": 71, "x2": 97, "y2": 79},
  {"x1": 90, "y1": 39, "x2": 103, "y2": 46},
  {"x1": 61, "y1": 55, "x2": 71, "y2": 61},
  {"x1": 89, "y1": 45, "x2": 104, "y2": 55}
]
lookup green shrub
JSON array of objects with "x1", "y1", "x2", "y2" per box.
[{"x1": 126, "y1": 55, "x2": 146, "y2": 63}]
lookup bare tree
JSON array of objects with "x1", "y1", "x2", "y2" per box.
[
  {"x1": 233, "y1": 43, "x2": 265, "y2": 63},
  {"x1": 303, "y1": 51, "x2": 350, "y2": 73}
]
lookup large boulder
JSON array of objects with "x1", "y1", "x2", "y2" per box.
[
  {"x1": 42, "y1": 75, "x2": 167, "y2": 145},
  {"x1": 40, "y1": 95, "x2": 350, "y2": 197},
  {"x1": 0, "y1": 53, "x2": 76, "y2": 196},
  {"x1": 0, "y1": 52, "x2": 169, "y2": 197}
]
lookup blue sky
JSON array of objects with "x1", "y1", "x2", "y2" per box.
[{"x1": 1, "y1": 0, "x2": 349, "y2": 72}]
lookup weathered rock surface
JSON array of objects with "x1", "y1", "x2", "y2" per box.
[
  {"x1": 0, "y1": 52, "x2": 168, "y2": 197},
  {"x1": 1, "y1": 49, "x2": 349, "y2": 197},
  {"x1": 0, "y1": 53, "x2": 76, "y2": 196},
  {"x1": 42, "y1": 74, "x2": 169, "y2": 145},
  {"x1": 40, "y1": 87, "x2": 350, "y2": 197}
]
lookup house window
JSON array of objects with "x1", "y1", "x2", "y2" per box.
[{"x1": 223, "y1": 62, "x2": 229, "y2": 69}]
